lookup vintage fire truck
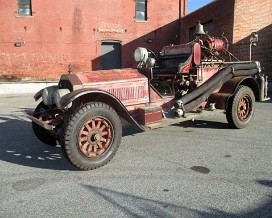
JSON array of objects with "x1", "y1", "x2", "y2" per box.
[{"x1": 26, "y1": 23, "x2": 269, "y2": 170}]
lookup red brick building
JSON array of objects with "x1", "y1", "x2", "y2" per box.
[
  {"x1": 180, "y1": 0, "x2": 272, "y2": 78},
  {"x1": 0, "y1": 0, "x2": 187, "y2": 80}
]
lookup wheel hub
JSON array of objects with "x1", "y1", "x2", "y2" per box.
[
  {"x1": 88, "y1": 129, "x2": 102, "y2": 143},
  {"x1": 94, "y1": 133, "x2": 101, "y2": 141},
  {"x1": 78, "y1": 117, "x2": 113, "y2": 158},
  {"x1": 238, "y1": 96, "x2": 251, "y2": 120}
]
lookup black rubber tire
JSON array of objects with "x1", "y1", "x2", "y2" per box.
[
  {"x1": 32, "y1": 102, "x2": 59, "y2": 146},
  {"x1": 226, "y1": 85, "x2": 255, "y2": 129},
  {"x1": 61, "y1": 102, "x2": 122, "y2": 170}
]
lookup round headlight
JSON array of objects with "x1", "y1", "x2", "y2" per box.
[
  {"x1": 134, "y1": 47, "x2": 148, "y2": 63},
  {"x1": 42, "y1": 86, "x2": 58, "y2": 105},
  {"x1": 55, "y1": 89, "x2": 71, "y2": 109}
]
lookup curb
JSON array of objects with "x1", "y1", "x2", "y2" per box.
[{"x1": 0, "y1": 81, "x2": 58, "y2": 95}]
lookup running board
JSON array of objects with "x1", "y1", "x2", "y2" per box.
[{"x1": 145, "y1": 110, "x2": 221, "y2": 130}]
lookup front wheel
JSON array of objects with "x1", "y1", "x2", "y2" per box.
[
  {"x1": 61, "y1": 102, "x2": 122, "y2": 170},
  {"x1": 226, "y1": 85, "x2": 255, "y2": 129}
]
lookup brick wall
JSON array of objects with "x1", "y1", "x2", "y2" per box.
[
  {"x1": 232, "y1": 0, "x2": 272, "y2": 76},
  {"x1": 0, "y1": 0, "x2": 187, "y2": 80},
  {"x1": 180, "y1": 0, "x2": 235, "y2": 44},
  {"x1": 180, "y1": 0, "x2": 272, "y2": 78}
]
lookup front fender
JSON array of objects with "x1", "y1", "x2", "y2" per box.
[
  {"x1": 208, "y1": 76, "x2": 259, "y2": 109},
  {"x1": 60, "y1": 88, "x2": 145, "y2": 131}
]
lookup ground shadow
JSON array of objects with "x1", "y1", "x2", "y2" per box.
[
  {"x1": 81, "y1": 184, "x2": 272, "y2": 217},
  {"x1": 257, "y1": 180, "x2": 272, "y2": 188},
  {"x1": 122, "y1": 123, "x2": 143, "y2": 137},
  {"x1": 0, "y1": 115, "x2": 77, "y2": 171},
  {"x1": 0, "y1": 113, "x2": 144, "y2": 171},
  {"x1": 172, "y1": 119, "x2": 230, "y2": 129}
]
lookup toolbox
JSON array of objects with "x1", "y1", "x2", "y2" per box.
[{"x1": 138, "y1": 106, "x2": 162, "y2": 125}]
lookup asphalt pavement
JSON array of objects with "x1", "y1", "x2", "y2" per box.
[{"x1": 0, "y1": 93, "x2": 271, "y2": 217}]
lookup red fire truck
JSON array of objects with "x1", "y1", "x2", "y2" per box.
[{"x1": 26, "y1": 24, "x2": 269, "y2": 170}]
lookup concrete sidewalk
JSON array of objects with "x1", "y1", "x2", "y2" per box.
[
  {"x1": 0, "y1": 81, "x2": 271, "y2": 95},
  {"x1": 0, "y1": 81, "x2": 58, "y2": 95}
]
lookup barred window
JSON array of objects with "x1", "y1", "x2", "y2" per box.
[
  {"x1": 18, "y1": 0, "x2": 32, "y2": 16},
  {"x1": 136, "y1": 0, "x2": 147, "y2": 21}
]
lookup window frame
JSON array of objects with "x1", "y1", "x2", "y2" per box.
[
  {"x1": 135, "y1": 0, "x2": 148, "y2": 21},
  {"x1": 18, "y1": 0, "x2": 32, "y2": 16}
]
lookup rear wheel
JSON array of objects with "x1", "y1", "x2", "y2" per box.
[
  {"x1": 32, "y1": 102, "x2": 59, "y2": 146},
  {"x1": 61, "y1": 102, "x2": 122, "y2": 170},
  {"x1": 226, "y1": 85, "x2": 255, "y2": 129}
]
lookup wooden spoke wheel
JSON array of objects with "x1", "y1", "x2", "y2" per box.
[
  {"x1": 226, "y1": 85, "x2": 255, "y2": 129},
  {"x1": 237, "y1": 95, "x2": 252, "y2": 121},
  {"x1": 78, "y1": 117, "x2": 113, "y2": 158},
  {"x1": 61, "y1": 102, "x2": 122, "y2": 170}
]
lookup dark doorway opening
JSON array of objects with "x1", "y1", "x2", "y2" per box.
[{"x1": 101, "y1": 41, "x2": 121, "y2": 70}]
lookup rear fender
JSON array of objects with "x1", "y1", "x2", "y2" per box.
[
  {"x1": 60, "y1": 88, "x2": 145, "y2": 130},
  {"x1": 208, "y1": 76, "x2": 259, "y2": 110}
]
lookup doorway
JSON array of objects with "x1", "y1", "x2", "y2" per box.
[{"x1": 101, "y1": 41, "x2": 121, "y2": 70}]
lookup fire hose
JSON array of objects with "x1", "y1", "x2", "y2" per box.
[{"x1": 174, "y1": 62, "x2": 260, "y2": 116}]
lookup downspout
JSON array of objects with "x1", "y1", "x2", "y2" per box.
[
  {"x1": 184, "y1": 0, "x2": 187, "y2": 16},
  {"x1": 178, "y1": 0, "x2": 186, "y2": 18}
]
